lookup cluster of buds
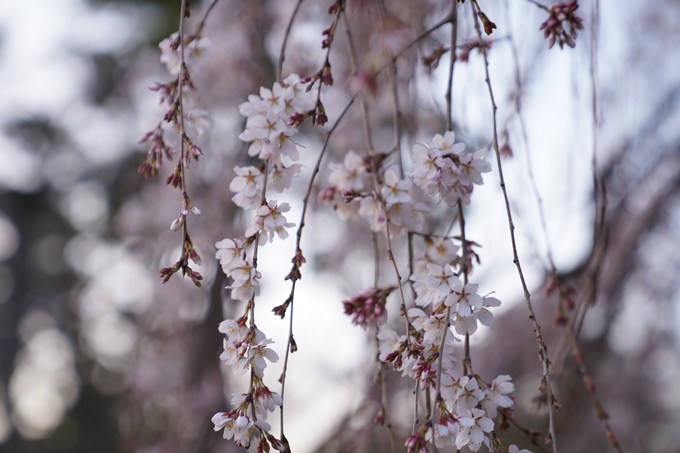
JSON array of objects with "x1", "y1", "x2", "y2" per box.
[
  {"x1": 158, "y1": 235, "x2": 202, "y2": 287},
  {"x1": 139, "y1": 20, "x2": 212, "y2": 287},
  {"x1": 342, "y1": 287, "x2": 394, "y2": 328},
  {"x1": 458, "y1": 39, "x2": 494, "y2": 62},
  {"x1": 284, "y1": 248, "x2": 306, "y2": 283},
  {"x1": 181, "y1": 133, "x2": 202, "y2": 166},
  {"x1": 327, "y1": 0, "x2": 342, "y2": 15},
  {"x1": 321, "y1": 26, "x2": 333, "y2": 49},
  {"x1": 539, "y1": 0, "x2": 584, "y2": 49},
  {"x1": 137, "y1": 126, "x2": 174, "y2": 178},
  {"x1": 169, "y1": 193, "x2": 201, "y2": 231}
]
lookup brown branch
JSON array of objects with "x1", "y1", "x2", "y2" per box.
[
  {"x1": 277, "y1": 99, "x2": 355, "y2": 440},
  {"x1": 194, "y1": 0, "x2": 220, "y2": 38},
  {"x1": 569, "y1": 334, "x2": 624, "y2": 452},
  {"x1": 526, "y1": 0, "x2": 551, "y2": 12},
  {"x1": 551, "y1": 3, "x2": 622, "y2": 451},
  {"x1": 276, "y1": 0, "x2": 304, "y2": 82},
  {"x1": 445, "y1": 0, "x2": 458, "y2": 132},
  {"x1": 503, "y1": 0, "x2": 556, "y2": 275},
  {"x1": 469, "y1": 1, "x2": 558, "y2": 452},
  {"x1": 432, "y1": 7, "x2": 469, "y2": 411}
]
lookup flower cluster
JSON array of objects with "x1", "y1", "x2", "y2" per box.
[
  {"x1": 377, "y1": 234, "x2": 513, "y2": 451},
  {"x1": 321, "y1": 132, "x2": 491, "y2": 233},
  {"x1": 218, "y1": 319, "x2": 279, "y2": 379},
  {"x1": 211, "y1": 320, "x2": 284, "y2": 450},
  {"x1": 539, "y1": 0, "x2": 585, "y2": 49},
  {"x1": 216, "y1": 75, "x2": 313, "y2": 303},
  {"x1": 212, "y1": 75, "x2": 315, "y2": 450},
  {"x1": 378, "y1": 282, "x2": 514, "y2": 452},
  {"x1": 245, "y1": 200, "x2": 295, "y2": 243},
  {"x1": 411, "y1": 131, "x2": 491, "y2": 206},
  {"x1": 324, "y1": 129, "x2": 519, "y2": 451},
  {"x1": 410, "y1": 264, "x2": 501, "y2": 335},
  {"x1": 238, "y1": 74, "x2": 313, "y2": 165},
  {"x1": 323, "y1": 156, "x2": 429, "y2": 235},
  {"x1": 377, "y1": 256, "x2": 515, "y2": 451}
]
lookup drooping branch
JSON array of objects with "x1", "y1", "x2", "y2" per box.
[{"x1": 470, "y1": 1, "x2": 558, "y2": 451}]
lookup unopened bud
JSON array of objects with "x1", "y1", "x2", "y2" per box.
[{"x1": 170, "y1": 216, "x2": 183, "y2": 231}]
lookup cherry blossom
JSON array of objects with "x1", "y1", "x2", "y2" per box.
[
  {"x1": 381, "y1": 169, "x2": 412, "y2": 206},
  {"x1": 245, "y1": 200, "x2": 295, "y2": 243},
  {"x1": 215, "y1": 239, "x2": 244, "y2": 274},
  {"x1": 226, "y1": 259, "x2": 261, "y2": 301},
  {"x1": 481, "y1": 375, "x2": 515, "y2": 418},
  {"x1": 268, "y1": 162, "x2": 302, "y2": 193},
  {"x1": 410, "y1": 131, "x2": 491, "y2": 206},
  {"x1": 159, "y1": 32, "x2": 211, "y2": 76},
  {"x1": 230, "y1": 166, "x2": 264, "y2": 210},
  {"x1": 328, "y1": 150, "x2": 368, "y2": 191},
  {"x1": 342, "y1": 287, "x2": 391, "y2": 328},
  {"x1": 456, "y1": 408, "x2": 494, "y2": 451},
  {"x1": 376, "y1": 329, "x2": 406, "y2": 362}
]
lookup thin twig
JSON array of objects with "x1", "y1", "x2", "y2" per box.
[
  {"x1": 412, "y1": 378, "x2": 421, "y2": 434},
  {"x1": 558, "y1": 3, "x2": 621, "y2": 451},
  {"x1": 432, "y1": 1, "x2": 460, "y2": 432},
  {"x1": 177, "y1": 0, "x2": 193, "y2": 279},
  {"x1": 377, "y1": 0, "x2": 405, "y2": 175},
  {"x1": 276, "y1": 0, "x2": 304, "y2": 81},
  {"x1": 469, "y1": 1, "x2": 558, "y2": 452},
  {"x1": 445, "y1": 0, "x2": 458, "y2": 132},
  {"x1": 373, "y1": 5, "x2": 412, "y2": 442},
  {"x1": 501, "y1": 411, "x2": 551, "y2": 453},
  {"x1": 247, "y1": 161, "x2": 270, "y2": 423},
  {"x1": 372, "y1": 231, "x2": 398, "y2": 453},
  {"x1": 526, "y1": 0, "x2": 551, "y2": 12},
  {"x1": 458, "y1": 201, "x2": 473, "y2": 377},
  {"x1": 504, "y1": 0, "x2": 556, "y2": 275},
  {"x1": 277, "y1": 99, "x2": 355, "y2": 439},
  {"x1": 194, "y1": 0, "x2": 220, "y2": 37},
  {"x1": 569, "y1": 333, "x2": 624, "y2": 452},
  {"x1": 372, "y1": 232, "x2": 380, "y2": 287}
]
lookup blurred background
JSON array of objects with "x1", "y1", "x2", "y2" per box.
[{"x1": 1, "y1": 0, "x2": 680, "y2": 452}]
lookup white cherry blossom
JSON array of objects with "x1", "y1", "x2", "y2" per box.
[
  {"x1": 381, "y1": 169, "x2": 412, "y2": 206},
  {"x1": 215, "y1": 238, "x2": 244, "y2": 274},
  {"x1": 456, "y1": 408, "x2": 493, "y2": 451},
  {"x1": 329, "y1": 150, "x2": 368, "y2": 191},
  {"x1": 245, "y1": 200, "x2": 295, "y2": 243},
  {"x1": 268, "y1": 163, "x2": 301, "y2": 193},
  {"x1": 159, "y1": 32, "x2": 211, "y2": 76},
  {"x1": 230, "y1": 166, "x2": 264, "y2": 210}
]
